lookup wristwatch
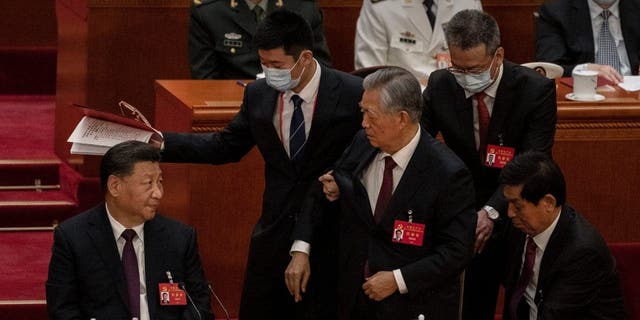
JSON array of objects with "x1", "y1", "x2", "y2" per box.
[{"x1": 483, "y1": 205, "x2": 500, "y2": 221}]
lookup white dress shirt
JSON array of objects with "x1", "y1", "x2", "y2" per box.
[
  {"x1": 106, "y1": 204, "x2": 150, "y2": 320},
  {"x1": 360, "y1": 126, "x2": 421, "y2": 294},
  {"x1": 273, "y1": 59, "x2": 321, "y2": 158},
  {"x1": 576, "y1": 0, "x2": 632, "y2": 75},
  {"x1": 522, "y1": 207, "x2": 562, "y2": 320}
]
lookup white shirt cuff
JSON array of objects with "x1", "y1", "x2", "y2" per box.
[
  {"x1": 290, "y1": 240, "x2": 311, "y2": 256},
  {"x1": 393, "y1": 269, "x2": 408, "y2": 294}
]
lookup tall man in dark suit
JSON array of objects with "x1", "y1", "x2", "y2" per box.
[
  {"x1": 422, "y1": 9, "x2": 557, "y2": 320},
  {"x1": 162, "y1": 9, "x2": 363, "y2": 320},
  {"x1": 536, "y1": 0, "x2": 640, "y2": 83},
  {"x1": 46, "y1": 141, "x2": 212, "y2": 320},
  {"x1": 287, "y1": 67, "x2": 477, "y2": 319},
  {"x1": 189, "y1": 0, "x2": 332, "y2": 79},
  {"x1": 500, "y1": 151, "x2": 625, "y2": 320}
]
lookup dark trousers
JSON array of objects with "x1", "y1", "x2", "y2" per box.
[{"x1": 462, "y1": 238, "x2": 506, "y2": 320}]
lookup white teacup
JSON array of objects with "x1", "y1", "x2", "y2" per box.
[{"x1": 572, "y1": 69, "x2": 598, "y2": 99}]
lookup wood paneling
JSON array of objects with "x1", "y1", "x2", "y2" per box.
[{"x1": 153, "y1": 79, "x2": 640, "y2": 316}]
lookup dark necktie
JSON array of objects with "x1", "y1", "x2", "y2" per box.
[
  {"x1": 475, "y1": 92, "x2": 490, "y2": 159},
  {"x1": 373, "y1": 156, "x2": 397, "y2": 224},
  {"x1": 289, "y1": 95, "x2": 306, "y2": 163},
  {"x1": 509, "y1": 236, "x2": 537, "y2": 320},
  {"x1": 423, "y1": 0, "x2": 436, "y2": 29},
  {"x1": 253, "y1": 5, "x2": 264, "y2": 23},
  {"x1": 596, "y1": 9, "x2": 621, "y2": 73},
  {"x1": 121, "y1": 229, "x2": 140, "y2": 319}
]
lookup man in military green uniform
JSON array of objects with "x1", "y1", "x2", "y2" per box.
[{"x1": 189, "y1": 0, "x2": 332, "y2": 79}]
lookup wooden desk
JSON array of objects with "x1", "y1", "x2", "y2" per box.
[
  {"x1": 155, "y1": 80, "x2": 264, "y2": 318},
  {"x1": 154, "y1": 79, "x2": 640, "y2": 316},
  {"x1": 554, "y1": 80, "x2": 640, "y2": 242}
]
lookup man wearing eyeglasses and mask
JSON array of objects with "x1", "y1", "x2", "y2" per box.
[
  {"x1": 421, "y1": 9, "x2": 557, "y2": 320},
  {"x1": 161, "y1": 9, "x2": 363, "y2": 320}
]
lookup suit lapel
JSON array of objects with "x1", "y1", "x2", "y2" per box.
[
  {"x1": 85, "y1": 206, "x2": 130, "y2": 310},
  {"x1": 488, "y1": 62, "x2": 516, "y2": 146},
  {"x1": 301, "y1": 67, "x2": 341, "y2": 172},
  {"x1": 425, "y1": 0, "x2": 453, "y2": 53},
  {"x1": 352, "y1": 147, "x2": 380, "y2": 229},
  {"x1": 257, "y1": 86, "x2": 293, "y2": 172},
  {"x1": 572, "y1": 0, "x2": 595, "y2": 59},
  {"x1": 404, "y1": 0, "x2": 432, "y2": 41},
  {"x1": 143, "y1": 217, "x2": 169, "y2": 318},
  {"x1": 620, "y1": 0, "x2": 640, "y2": 72},
  {"x1": 455, "y1": 89, "x2": 477, "y2": 155},
  {"x1": 230, "y1": 1, "x2": 258, "y2": 36},
  {"x1": 379, "y1": 131, "x2": 430, "y2": 227},
  {"x1": 538, "y1": 207, "x2": 572, "y2": 294}
]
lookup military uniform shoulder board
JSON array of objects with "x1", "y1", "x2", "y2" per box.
[{"x1": 194, "y1": 0, "x2": 221, "y2": 6}]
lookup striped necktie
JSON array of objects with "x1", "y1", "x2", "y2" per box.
[{"x1": 289, "y1": 95, "x2": 306, "y2": 163}]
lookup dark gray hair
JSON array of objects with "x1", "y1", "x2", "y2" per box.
[
  {"x1": 362, "y1": 67, "x2": 423, "y2": 122},
  {"x1": 444, "y1": 9, "x2": 501, "y2": 56},
  {"x1": 100, "y1": 140, "x2": 161, "y2": 191}
]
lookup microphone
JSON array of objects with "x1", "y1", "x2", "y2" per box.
[
  {"x1": 179, "y1": 282, "x2": 202, "y2": 320},
  {"x1": 207, "y1": 282, "x2": 230, "y2": 320}
]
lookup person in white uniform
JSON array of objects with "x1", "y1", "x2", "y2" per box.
[{"x1": 354, "y1": 0, "x2": 482, "y2": 85}]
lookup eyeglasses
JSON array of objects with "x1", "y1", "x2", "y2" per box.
[
  {"x1": 447, "y1": 54, "x2": 497, "y2": 75},
  {"x1": 118, "y1": 101, "x2": 151, "y2": 127}
]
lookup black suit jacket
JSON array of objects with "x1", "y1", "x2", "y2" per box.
[
  {"x1": 422, "y1": 61, "x2": 557, "y2": 217},
  {"x1": 296, "y1": 129, "x2": 476, "y2": 319},
  {"x1": 189, "y1": 0, "x2": 332, "y2": 79},
  {"x1": 535, "y1": 0, "x2": 640, "y2": 76},
  {"x1": 502, "y1": 205, "x2": 626, "y2": 320},
  {"x1": 46, "y1": 204, "x2": 212, "y2": 320},
  {"x1": 162, "y1": 66, "x2": 363, "y2": 318}
]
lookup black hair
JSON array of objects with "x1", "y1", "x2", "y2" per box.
[
  {"x1": 100, "y1": 140, "x2": 161, "y2": 191},
  {"x1": 444, "y1": 9, "x2": 501, "y2": 55},
  {"x1": 254, "y1": 9, "x2": 314, "y2": 59},
  {"x1": 499, "y1": 151, "x2": 566, "y2": 206}
]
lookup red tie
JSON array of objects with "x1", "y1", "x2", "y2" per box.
[
  {"x1": 475, "y1": 92, "x2": 490, "y2": 159},
  {"x1": 373, "y1": 156, "x2": 396, "y2": 224},
  {"x1": 509, "y1": 236, "x2": 537, "y2": 320}
]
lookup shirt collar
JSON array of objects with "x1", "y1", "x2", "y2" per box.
[
  {"x1": 532, "y1": 206, "x2": 562, "y2": 252},
  {"x1": 283, "y1": 59, "x2": 322, "y2": 104},
  {"x1": 105, "y1": 203, "x2": 145, "y2": 242},
  {"x1": 588, "y1": 0, "x2": 620, "y2": 19},
  {"x1": 377, "y1": 126, "x2": 421, "y2": 171},
  {"x1": 244, "y1": 0, "x2": 268, "y2": 11},
  {"x1": 464, "y1": 62, "x2": 504, "y2": 98}
]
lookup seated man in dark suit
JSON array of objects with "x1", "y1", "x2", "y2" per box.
[
  {"x1": 46, "y1": 141, "x2": 212, "y2": 320},
  {"x1": 163, "y1": 9, "x2": 363, "y2": 320},
  {"x1": 535, "y1": 0, "x2": 640, "y2": 83},
  {"x1": 189, "y1": 0, "x2": 332, "y2": 79},
  {"x1": 422, "y1": 9, "x2": 557, "y2": 320},
  {"x1": 500, "y1": 151, "x2": 626, "y2": 320},
  {"x1": 287, "y1": 67, "x2": 477, "y2": 320}
]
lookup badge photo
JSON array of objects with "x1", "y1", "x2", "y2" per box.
[{"x1": 484, "y1": 144, "x2": 515, "y2": 168}]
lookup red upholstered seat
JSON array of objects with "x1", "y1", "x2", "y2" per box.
[{"x1": 609, "y1": 242, "x2": 640, "y2": 320}]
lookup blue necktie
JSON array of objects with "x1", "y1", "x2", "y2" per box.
[
  {"x1": 289, "y1": 95, "x2": 306, "y2": 163},
  {"x1": 596, "y1": 10, "x2": 621, "y2": 73},
  {"x1": 121, "y1": 229, "x2": 140, "y2": 319}
]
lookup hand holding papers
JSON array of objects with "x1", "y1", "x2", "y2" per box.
[{"x1": 67, "y1": 101, "x2": 164, "y2": 155}]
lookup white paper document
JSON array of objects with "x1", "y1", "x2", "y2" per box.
[
  {"x1": 68, "y1": 116, "x2": 155, "y2": 155},
  {"x1": 618, "y1": 76, "x2": 640, "y2": 92}
]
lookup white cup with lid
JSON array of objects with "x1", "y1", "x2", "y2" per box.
[{"x1": 572, "y1": 69, "x2": 598, "y2": 100}]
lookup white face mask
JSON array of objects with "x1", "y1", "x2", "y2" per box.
[
  {"x1": 452, "y1": 56, "x2": 497, "y2": 93},
  {"x1": 262, "y1": 57, "x2": 305, "y2": 92}
]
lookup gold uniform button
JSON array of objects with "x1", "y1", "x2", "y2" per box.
[{"x1": 231, "y1": 48, "x2": 236, "y2": 54}]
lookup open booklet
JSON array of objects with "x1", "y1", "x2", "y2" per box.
[{"x1": 67, "y1": 101, "x2": 164, "y2": 156}]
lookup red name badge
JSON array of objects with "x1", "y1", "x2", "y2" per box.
[
  {"x1": 392, "y1": 220, "x2": 425, "y2": 246},
  {"x1": 159, "y1": 283, "x2": 187, "y2": 306},
  {"x1": 484, "y1": 144, "x2": 515, "y2": 168}
]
